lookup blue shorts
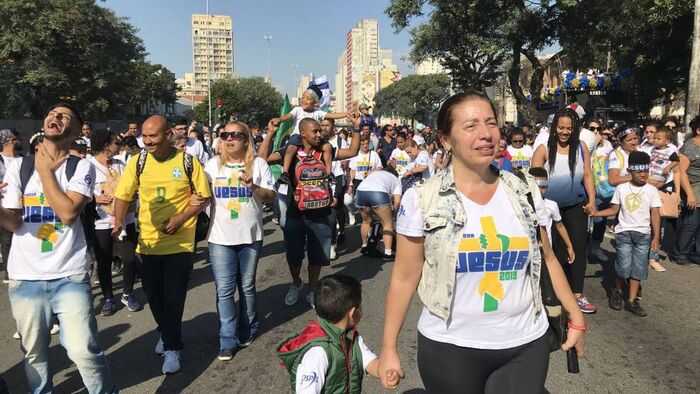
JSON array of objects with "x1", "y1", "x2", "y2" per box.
[
  {"x1": 355, "y1": 191, "x2": 391, "y2": 208},
  {"x1": 615, "y1": 231, "x2": 650, "y2": 280},
  {"x1": 284, "y1": 214, "x2": 332, "y2": 266}
]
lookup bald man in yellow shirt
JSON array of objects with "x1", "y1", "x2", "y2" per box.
[{"x1": 113, "y1": 115, "x2": 212, "y2": 375}]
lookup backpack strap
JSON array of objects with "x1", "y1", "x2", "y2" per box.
[
  {"x1": 65, "y1": 155, "x2": 80, "y2": 181},
  {"x1": 183, "y1": 152, "x2": 195, "y2": 192},
  {"x1": 20, "y1": 155, "x2": 36, "y2": 194},
  {"x1": 135, "y1": 149, "x2": 148, "y2": 184}
]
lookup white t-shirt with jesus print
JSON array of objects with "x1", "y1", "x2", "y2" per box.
[
  {"x1": 205, "y1": 157, "x2": 274, "y2": 245},
  {"x1": 349, "y1": 151, "x2": 383, "y2": 181},
  {"x1": 611, "y1": 182, "x2": 662, "y2": 235},
  {"x1": 1, "y1": 158, "x2": 95, "y2": 280},
  {"x1": 397, "y1": 185, "x2": 548, "y2": 349},
  {"x1": 389, "y1": 148, "x2": 411, "y2": 178}
]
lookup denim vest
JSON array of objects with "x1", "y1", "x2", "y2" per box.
[{"x1": 414, "y1": 165, "x2": 543, "y2": 321}]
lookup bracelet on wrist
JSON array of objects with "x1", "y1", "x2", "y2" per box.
[{"x1": 567, "y1": 321, "x2": 588, "y2": 331}]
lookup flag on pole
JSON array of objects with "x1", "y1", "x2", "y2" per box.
[
  {"x1": 270, "y1": 94, "x2": 293, "y2": 180},
  {"x1": 308, "y1": 74, "x2": 331, "y2": 110}
]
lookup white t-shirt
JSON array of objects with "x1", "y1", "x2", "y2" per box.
[
  {"x1": 506, "y1": 145, "x2": 534, "y2": 169},
  {"x1": 592, "y1": 140, "x2": 614, "y2": 161},
  {"x1": 205, "y1": 157, "x2": 274, "y2": 245},
  {"x1": 89, "y1": 156, "x2": 135, "y2": 230},
  {"x1": 295, "y1": 335, "x2": 376, "y2": 394},
  {"x1": 430, "y1": 150, "x2": 443, "y2": 176},
  {"x1": 611, "y1": 182, "x2": 662, "y2": 234},
  {"x1": 81, "y1": 136, "x2": 91, "y2": 148},
  {"x1": 349, "y1": 151, "x2": 383, "y2": 181},
  {"x1": 290, "y1": 107, "x2": 327, "y2": 136},
  {"x1": 389, "y1": 148, "x2": 411, "y2": 177},
  {"x1": 608, "y1": 148, "x2": 630, "y2": 177},
  {"x1": 356, "y1": 170, "x2": 401, "y2": 196},
  {"x1": 408, "y1": 150, "x2": 432, "y2": 180},
  {"x1": 329, "y1": 136, "x2": 350, "y2": 177},
  {"x1": 397, "y1": 185, "x2": 548, "y2": 349},
  {"x1": 533, "y1": 130, "x2": 550, "y2": 152},
  {"x1": 536, "y1": 198, "x2": 561, "y2": 242},
  {"x1": 649, "y1": 144, "x2": 679, "y2": 184},
  {"x1": 136, "y1": 135, "x2": 145, "y2": 148},
  {"x1": 1, "y1": 158, "x2": 95, "y2": 280},
  {"x1": 0, "y1": 154, "x2": 21, "y2": 181},
  {"x1": 186, "y1": 137, "x2": 210, "y2": 164}
]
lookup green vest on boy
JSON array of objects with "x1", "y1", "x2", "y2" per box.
[{"x1": 277, "y1": 318, "x2": 364, "y2": 394}]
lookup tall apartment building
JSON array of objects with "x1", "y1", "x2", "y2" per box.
[
  {"x1": 335, "y1": 19, "x2": 399, "y2": 113},
  {"x1": 189, "y1": 14, "x2": 234, "y2": 99},
  {"x1": 416, "y1": 58, "x2": 447, "y2": 75}
]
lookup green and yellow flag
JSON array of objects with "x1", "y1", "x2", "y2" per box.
[{"x1": 270, "y1": 94, "x2": 293, "y2": 180}]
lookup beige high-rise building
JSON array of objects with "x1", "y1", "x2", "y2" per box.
[
  {"x1": 190, "y1": 14, "x2": 234, "y2": 99},
  {"x1": 416, "y1": 58, "x2": 447, "y2": 75},
  {"x1": 335, "y1": 19, "x2": 399, "y2": 112}
]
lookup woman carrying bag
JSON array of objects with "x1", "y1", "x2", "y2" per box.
[{"x1": 377, "y1": 92, "x2": 586, "y2": 393}]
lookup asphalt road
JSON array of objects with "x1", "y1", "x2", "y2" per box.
[{"x1": 0, "y1": 214, "x2": 698, "y2": 393}]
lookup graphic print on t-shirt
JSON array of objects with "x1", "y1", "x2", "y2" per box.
[
  {"x1": 624, "y1": 190, "x2": 643, "y2": 212},
  {"x1": 212, "y1": 163, "x2": 252, "y2": 219},
  {"x1": 457, "y1": 216, "x2": 529, "y2": 312},
  {"x1": 23, "y1": 192, "x2": 65, "y2": 253}
]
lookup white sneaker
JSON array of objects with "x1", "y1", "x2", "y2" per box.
[
  {"x1": 161, "y1": 350, "x2": 181, "y2": 374},
  {"x1": 590, "y1": 248, "x2": 609, "y2": 262},
  {"x1": 330, "y1": 245, "x2": 337, "y2": 260},
  {"x1": 306, "y1": 292, "x2": 315, "y2": 308},
  {"x1": 12, "y1": 331, "x2": 20, "y2": 340},
  {"x1": 155, "y1": 337, "x2": 164, "y2": 354},
  {"x1": 284, "y1": 283, "x2": 302, "y2": 306},
  {"x1": 348, "y1": 215, "x2": 356, "y2": 226},
  {"x1": 50, "y1": 324, "x2": 60, "y2": 335}
]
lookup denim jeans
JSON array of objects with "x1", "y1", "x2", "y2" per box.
[
  {"x1": 355, "y1": 191, "x2": 391, "y2": 208},
  {"x1": 615, "y1": 231, "x2": 651, "y2": 281},
  {"x1": 8, "y1": 273, "x2": 116, "y2": 394},
  {"x1": 208, "y1": 242, "x2": 261, "y2": 350},
  {"x1": 672, "y1": 207, "x2": 700, "y2": 261}
]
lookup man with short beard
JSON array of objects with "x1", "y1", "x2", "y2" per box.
[
  {"x1": 0, "y1": 103, "x2": 116, "y2": 393},
  {"x1": 81, "y1": 122, "x2": 92, "y2": 149}
]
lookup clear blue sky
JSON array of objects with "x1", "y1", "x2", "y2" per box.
[{"x1": 102, "y1": 0, "x2": 417, "y2": 97}]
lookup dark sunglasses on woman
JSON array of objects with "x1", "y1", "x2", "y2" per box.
[{"x1": 220, "y1": 131, "x2": 246, "y2": 141}]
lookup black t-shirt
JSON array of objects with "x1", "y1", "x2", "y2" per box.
[
  {"x1": 378, "y1": 137, "x2": 397, "y2": 166},
  {"x1": 286, "y1": 147, "x2": 333, "y2": 219}
]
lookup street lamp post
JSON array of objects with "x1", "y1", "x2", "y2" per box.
[
  {"x1": 263, "y1": 35, "x2": 273, "y2": 83},
  {"x1": 206, "y1": 0, "x2": 212, "y2": 128}
]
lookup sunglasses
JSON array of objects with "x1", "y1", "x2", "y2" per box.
[
  {"x1": 511, "y1": 139, "x2": 524, "y2": 144},
  {"x1": 220, "y1": 132, "x2": 246, "y2": 141},
  {"x1": 589, "y1": 126, "x2": 601, "y2": 132}
]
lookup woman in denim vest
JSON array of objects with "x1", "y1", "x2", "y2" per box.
[{"x1": 377, "y1": 92, "x2": 586, "y2": 393}]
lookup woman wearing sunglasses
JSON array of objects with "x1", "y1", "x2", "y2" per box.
[{"x1": 203, "y1": 122, "x2": 276, "y2": 361}]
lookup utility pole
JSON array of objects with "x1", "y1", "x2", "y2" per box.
[
  {"x1": 263, "y1": 35, "x2": 273, "y2": 83},
  {"x1": 206, "y1": 0, "x2": 212, "y2": 128},
  {"x1": 686, "y1": 0, "x2": 700, "y2": 128}
]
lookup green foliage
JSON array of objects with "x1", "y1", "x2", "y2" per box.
[
  {"x1": 558, "y1": 0, "x2": 694, "y2": 112},
  {"x1": 373, "y1": 74, "x2": 452, "y2": 123},
  {"x1": 0, "y1": 0, "x2": 178, "y2": 119},
  {"x1": 193, "y1": 77, "x2": 283, "y2": 127}
]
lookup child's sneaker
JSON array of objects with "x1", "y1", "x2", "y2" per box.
[
  {"x1": 590, "y1": 248, "x2": 609, "y2": 262},
  {"x1": 624, "y1": 299, "x2": 647, "y2": 317},
  {"x1": 608, "y1": 291, "x2": 623, "y2": 310},
  {"x1": 577, "y1": 295, "x2": 597, "y2": 313},
  {"x1": 284, "y1": 283, "x2": 302, "y2": 306}
]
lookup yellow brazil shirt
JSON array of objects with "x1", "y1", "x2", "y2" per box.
[{"x1": 114, "y1": 151, "x2": 212, "y2": 255}]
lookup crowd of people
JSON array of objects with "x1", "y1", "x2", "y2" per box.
[{"x1": 0, "y1": 87, "x2": 698, "y2": 393}]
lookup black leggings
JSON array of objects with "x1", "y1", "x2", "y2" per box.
[
  {"x1": 94, "y1": 224, "x2": 138, "y2": 299},
  {"x1": 551, "y1": 202, "x2": 589, "y2": 294},
  {"x1": 417, "y1": 333, "x2": 549, "y2": 394}
]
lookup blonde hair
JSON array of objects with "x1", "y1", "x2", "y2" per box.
[{"x1": 218, "y1": 121, "x2": 255, "y2": 176}]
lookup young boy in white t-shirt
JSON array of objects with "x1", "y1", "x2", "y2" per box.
[
  {"x1": 528, "y1": 167, "x2": 575, "y2": 263},
  {"x1": 592, "y1": 151, "x2": 661, "y2": 317},
  {"x1": 647, "y1": 126, "x2": 680, "y2": 191},
  {"x1": 277, "y1": 274, "x2": 400, "y2": 393},
  {"x1": 271, "y1": 86, "x2": 346, "y2": 182}
]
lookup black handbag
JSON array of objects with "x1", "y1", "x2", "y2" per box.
[{"x1": 194, "y1": 212, "x2": 210, "y2": 243}]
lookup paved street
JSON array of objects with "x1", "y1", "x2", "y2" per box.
[{"x1": 0, "y1": 214, "x2": 698, "y2": 394}]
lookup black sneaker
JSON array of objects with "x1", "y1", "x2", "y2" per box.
[
  {"x1": 360, "y1": 246, "x2": 368, "y2": 256},
  {"x1": 218, "y1": 348, "x2": 235, "y2": 361},
  {"x1": 278, "y1": 172, "x2": 290, "y2": 185},
  {"x1": 382, "y1": 253, "x2": 395, "y2": 261},
  {"x1": 670, "y1": 258, "x2": 691, "y2": 266},
  {"x1": 608, "y1": 291, "x2": 623, "y2": 310},
  {"x1": 624, "y1": 299, "x2": 647, "y2": 317},
  {"x1": 111, "y1": 260, "x2": 123, "y2": 275},
  {"x1": 337, "y1": 232, "x2": 346, "y2": 245}
]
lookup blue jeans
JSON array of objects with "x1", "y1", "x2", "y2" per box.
[
  {"x1": 615, "y1": 231, "x2": 650, "y2": 281},
  {"x1": 208, "y1": 242, "x2": 261, "y2": 350},
  {"x1": 284, "y1": 214, "x2": 332, "y2": 266},
  {"x1": 8, "y1": 274, "x2": 116, "y2": 394}
]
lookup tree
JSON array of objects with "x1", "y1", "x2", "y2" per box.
[
  {"x1": 386, "y1": 0, "x2": 560, "y2": 124},
  {"x1": 373, "y1": 74, "x2": 452, "y2": 123},
  {"x1": 558, "y1": 0, "x2": 695, "y2": 114},
  {"x1": 0, "y1": 0, "x2": 178, "y2": 119},
  {"x1": 119, "y1": 61, "x2": 179, "y2": 116},
  {"x1": 193, "y1": 77, "x2": 282, "y2": 128}
]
